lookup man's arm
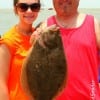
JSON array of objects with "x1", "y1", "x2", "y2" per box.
[{"x1": 94, "y1": 18, "x2": 100, "y2": 49}]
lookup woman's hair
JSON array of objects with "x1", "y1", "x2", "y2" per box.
[
  {"x1": 22, "y1": 26, "x2": 67, "y2": 100},
  {"x1": 13, "y1": 0, "x2": 40, "y2": 6},
  {"x1": 13, "y1": 0, "x2": 40, "y2": 14},
  {"x1": 13, "y1": 0, "x2": 18, "y2": 6}
]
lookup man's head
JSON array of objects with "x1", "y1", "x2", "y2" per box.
[{"x1": 53, "y1": 0, "x2": 80, "y2": 16}]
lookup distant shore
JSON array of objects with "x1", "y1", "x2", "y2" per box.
[
  {"x1": 0, "y1": 8, "x2": 100, "y2": 11},
  {"x1": 0, "y1": 8, "x2": 100, "y2": 34}
]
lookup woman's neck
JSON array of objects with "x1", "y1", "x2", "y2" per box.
[{"x1": 16, "y1": 23, "x2": 33, "y2": 36}]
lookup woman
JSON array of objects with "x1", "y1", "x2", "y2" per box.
[{"x1": 0, "y1": 0, "x2": 40, "y2": 100}]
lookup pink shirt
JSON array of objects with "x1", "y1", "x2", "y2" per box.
[{"x1": 47, "y1": 15, "x2": 100, "y2": 100}]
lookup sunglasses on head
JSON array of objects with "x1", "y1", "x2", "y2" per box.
[{"x1": 16, "y1": 3, "x2": 41, "y2": 12}]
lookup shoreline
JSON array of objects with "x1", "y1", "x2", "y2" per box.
[
  {"x1": 0, "y1": 8, "x2": 100, "y2": 34},
  {"x1": 0, "y1": 8, "x2": 100, "y2": 11}
]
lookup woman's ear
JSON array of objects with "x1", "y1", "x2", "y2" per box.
[{"x1": 14, "y1": 6, "x2": 18, "y2": 15}]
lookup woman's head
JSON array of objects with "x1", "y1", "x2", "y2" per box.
[{"x1": 13, "y1": 0, "x2": 40, "y2": 25}]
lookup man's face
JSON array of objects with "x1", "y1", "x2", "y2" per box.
[{"x1": 53, "y1": 0, "x2": 79, "y2": 16}]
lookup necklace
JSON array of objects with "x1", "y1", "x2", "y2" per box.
[
  {"x1": 55, "y1": 16, "x2": 75, "y2": 28},
  {"x1": 55, "y1": 13, "x2": 79, "y2": 28}
]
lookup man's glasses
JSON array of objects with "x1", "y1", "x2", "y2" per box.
[{"x1": 16, "y1": 3, "x2": 41, "y2": 12}]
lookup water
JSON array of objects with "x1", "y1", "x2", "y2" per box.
[{"x1": 0, "y1": 8, "x2": 100, "y2": 35}]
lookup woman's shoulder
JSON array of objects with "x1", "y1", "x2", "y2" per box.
[
  {"x1": 0, "y1": 25, "x2": 20, "y2": 54},
  {"x1": 2, "y1": 26, "x2": 17, "y2": 38}
]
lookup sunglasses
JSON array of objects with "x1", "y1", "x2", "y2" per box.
[{"x1": 16, "y1": 3, "x2": 41, "y2": 12}]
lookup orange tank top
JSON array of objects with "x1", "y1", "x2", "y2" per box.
[{"x1": 0, "y1": 26, "x2": 33, "y2": 100}]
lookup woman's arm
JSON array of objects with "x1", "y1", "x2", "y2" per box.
[{"x1": 0, "y1": 44, "x2": 11, "y2": 100}]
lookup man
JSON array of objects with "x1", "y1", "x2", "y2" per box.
[{"x1": 45, "y1": 0, "x2": 100, "y2": 100}]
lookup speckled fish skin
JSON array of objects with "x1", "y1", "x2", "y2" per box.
[{"x1": 24, "y1": 25, "x2": 67, "y2": 99}]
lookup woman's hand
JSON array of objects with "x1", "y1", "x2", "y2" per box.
[{"x1": 30, "y1": 22, "x2": 59, "y2": 45}]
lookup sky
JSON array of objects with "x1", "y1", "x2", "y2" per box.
[{"x1": 0, "y1": 0, "x2": 100, "y2": 9}]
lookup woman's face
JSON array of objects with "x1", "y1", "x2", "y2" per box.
[
  {"x1": 53, "y1": 0, "x2": 79, "y2": 16},
  {"x1": 15, "y1": 0, "x2": 40, "y2": 25}
]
